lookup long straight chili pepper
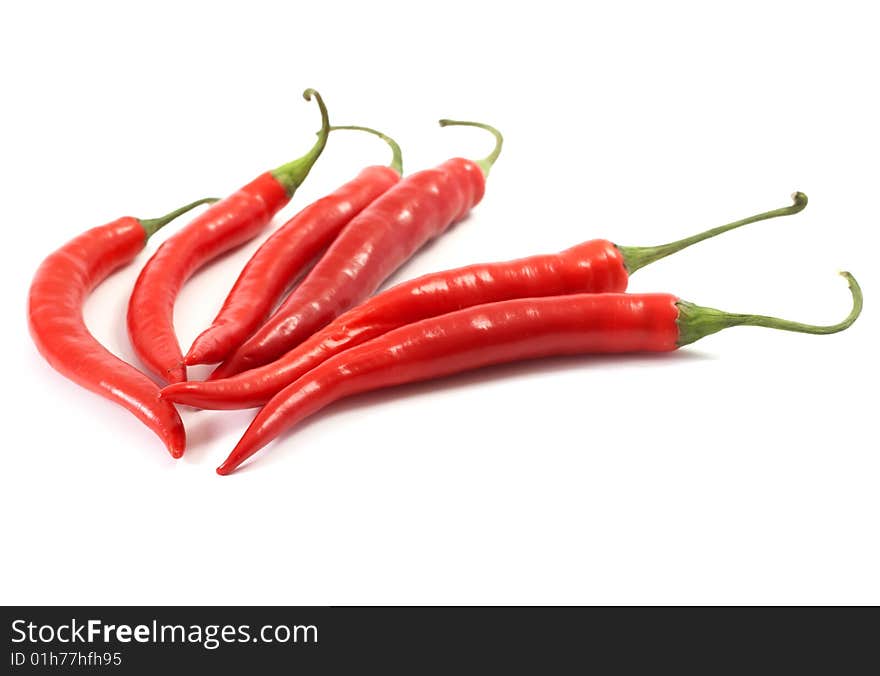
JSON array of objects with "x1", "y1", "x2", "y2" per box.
[
  {"x1": 162, "y1": 192, "x2": 807, "y2": 410},
  {"x1": 28, "y1": 198, "x2": 216, "y2": 458},
  {"x1": 210, "y1": 119, "x2": 504, "y2": 379},
  {"x1": 127, "y1": 89, "x2": 330, "y2": 384},
  {"x1": 214, "y1": 272, "x2": 862, "y2": 474},
  {"x1": 183, "y1": 125, "x2": 404, "y2": 366}
]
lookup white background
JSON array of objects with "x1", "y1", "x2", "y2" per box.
[{"x1": 2, "y1": 1, "x2": 877, "y2": 605}]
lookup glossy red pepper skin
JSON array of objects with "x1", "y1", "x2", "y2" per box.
[
  {"x1": 29, "y1": 217, "x2": 187, "y2": 457},
  {"x1": 215, "y1": 293, "x2": 680, "y2": 473},
  {"x1": 127, "y1": 87, "x2": 330, "y2": 384},
  {"x1": 212, "y1": 157, "x2": 486, "y2": 378},
  {"x1": 162, "y1": 193, "x2": 812, "y2": 409},
  {"x1": 162, "y1": 239, "x2": 629, "y2": 409},
  {"x1": 128, "y1": 173, "x2": 291, "y2": 383},
  {"x1": 214, "y1": 267, "x2": 864, "y2": 475},
  {"x1": 184, "y1": 166, "x2": 401, "y2": 366}
]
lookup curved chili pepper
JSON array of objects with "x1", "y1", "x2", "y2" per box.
[
  {"x1": 210, "y1": 119, "x2": 504, "y2": 379},
  {"x1": 162, "y1": 193, "x2": 807, "y2": 409},
  {"x1": 127, "y1": 89, "x2": 330, "y2": 384},
  {"x1": 183, "y1": 125, "x2": 404, "y2": 366},
  {"x1": 215, "y1": 272, "x2": 862, "y2": 474},
  {"x1": 28, "y1": 198, "x2": 216, "y2": 458}
]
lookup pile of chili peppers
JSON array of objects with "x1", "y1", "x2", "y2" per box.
[{"x1": 28, "y1": 88, "x2": 863, "y2": 474}]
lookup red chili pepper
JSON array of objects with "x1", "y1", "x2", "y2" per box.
[
  {"x1": 210, "y1": 119, "x2": 504, "y2": 379},
  {"x1": 162, "y1": 193, "x2": 807, "y2": 410},
  {"x1": 214, "y1": 272, "x2": 861, "y2": 474},
  {"x1": 183, "y1": 125, "x2": 404, "y2": 366},
  {"x1": 127, "y1": 89, "x2": 330, "y2": 384},
  {"x1": 28, "y1": 199, "x2": 216, "y2": 458}
]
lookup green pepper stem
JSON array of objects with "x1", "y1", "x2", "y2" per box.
[
  {"x1": 618, "y1": 192, "x2": 809, "y2": 274},
  {"x1": 438, "y1": 119, "x2": 503, "y2": 177},
  {"x1": 139, "y1": 197, "x2": 219, "y2": 239},
  {"x1": 676, "y1": 272, "x2": 862, "y2": 347},
  {"x1": 329, "y1": 125, "x2": 403, "y2": 175},
  {"x1": 271, "y1": 88, "x2": 331, "y2": 195}
]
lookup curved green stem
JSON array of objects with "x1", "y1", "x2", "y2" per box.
[
  {"x1": 676, "y1": 272, "x2": 862, "y2": 347},
  {"x1": 139, "y1": 197, "x2": 218, "y2": 239},
  {"x1": 438, "y1": 119, "x2": 503, "y2": 177},
  {"x1": 271, "y1": 88, "x2": 331, "y2": 195},
  {"x1": 329, "y1": 125, "x2": 403, "y2": 174},
  {"x1": 619, "y1": 192, "x2": 809, "y2": 274}
]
